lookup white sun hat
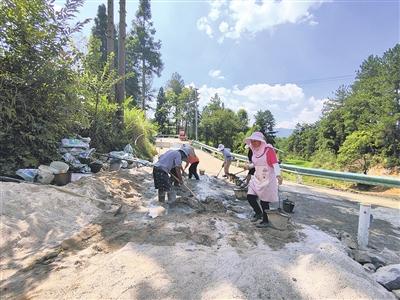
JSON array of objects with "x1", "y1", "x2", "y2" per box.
[
  {"x1": 244, "y1": 132, "x2": 266, "y2": 145},
  {"x1": 217, "y1": 144, "x2": 224, "y2": 151}
]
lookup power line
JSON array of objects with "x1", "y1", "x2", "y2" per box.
[{"x1": 275, "y1": 74, "x2": 355, "y2": 86}]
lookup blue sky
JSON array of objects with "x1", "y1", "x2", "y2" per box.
[{"x1": 62, "y1": 0, "x2": 399, "y2": 128}]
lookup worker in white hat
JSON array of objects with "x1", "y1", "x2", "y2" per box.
[
  {"x1": 217, "y1": 144, "x2": 234, "y2": 177},
  {"x1": 244, "y1": 131, "x2": 282, "y2": 228}
]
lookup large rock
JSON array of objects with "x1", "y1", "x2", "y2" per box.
[
  {"x1": 339, "y1": 231, "x2": 357, "y2": 249},
  {"x1": 392, "y1": 289, "x2": 400, "y2": 299},
  {"x1": 379, "y1": 248, "x2": 400, "y2": 266},
  {"x1": 352, "y1": 250, "x2": 372, "y2": 264},
  {"x1": 363, "y1": 263, "x2": 376, "y2": 273},
  {"x1": 371, "y1": 255, "x2": 386, "y2": 269},
  {"x1": 373, "y1": 264, "x2": 400, "y2": 291}
]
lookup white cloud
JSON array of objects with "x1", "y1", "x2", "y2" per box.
[
  {"x1": 197, "y1": 17, "x2": 213, "y2": 38},
  {"x1": 209, "y1": 0, "x2": 227, "y2": 21},
  {"x1": 219, "y1": 21, "x2": 229, "y2": 33},
  {"x1": 233, "y1": 83, "x2": 304, "y2": 102},
  {"x1": 208, "y1": 69, "x2": 225, "y2": 80},
  {"x1": 198, "y1": 0, "x2": 326, "y2": 40},
  {"x1": 194, "y1": 82, "x2": 327, "y2": 129}
]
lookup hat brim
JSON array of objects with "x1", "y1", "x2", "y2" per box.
[{"x1": 244, "y1": 135, "x2": 266, "y2": 145}]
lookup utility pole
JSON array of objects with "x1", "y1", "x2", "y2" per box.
[{"x1": 195, "y1": 89, "x2": 198, "y2": 141}]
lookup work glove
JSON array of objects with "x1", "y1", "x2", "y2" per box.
[{"x1": 245, "y1": 163, "x2": 254, "y2": 170}]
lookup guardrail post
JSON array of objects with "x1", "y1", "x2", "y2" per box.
[{"x1": 357, "y1": 203, "x2": 371, "y2": 250}]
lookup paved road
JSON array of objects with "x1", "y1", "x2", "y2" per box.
[
  {"x1": 155, "y1": 138, "x2": 243, "y2": 175},
  {"x1": 155, "y1": 138, "x2": 400, "y2": 255}
]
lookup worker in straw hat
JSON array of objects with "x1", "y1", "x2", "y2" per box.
[
  {"x1": 153, "y1": 147, "x2": 189, "y2": 202},
  {"x1": 244, "y1": 131, "x2": 283, "y2": 228},
  {"x1": 217, "y1": 144, "x2": 234, "y2": 177}
]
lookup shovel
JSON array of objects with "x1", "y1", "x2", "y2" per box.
[
  {"x1": 213, "y1": 163, "x2": 224, "y2": 178},
  {"x1": 170, "y1": 173, "x2": 205, "y2": 211},
  {"x1": 233, "y1": 169, "x2": 247, "y2": 176}
]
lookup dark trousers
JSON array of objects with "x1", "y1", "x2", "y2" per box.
[
  {"x1": 188, "y1": 162, "x2": 199, "y2": 180},
  {"x1": 170, "y1": 168, "x2": 179, "y2": 186},
  {"x1": 247, "y1": 194, "x2": 270, "y2": 222}
]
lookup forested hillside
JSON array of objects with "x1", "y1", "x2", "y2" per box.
[{"x1": 282, "y1": 45, "x2": 400, "y2": 173}]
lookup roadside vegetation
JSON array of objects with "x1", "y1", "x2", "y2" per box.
[{"x1": 1, "y1": 0, "x2": 398, "y2": 182}]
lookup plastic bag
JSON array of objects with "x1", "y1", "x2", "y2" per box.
[
  {"x1": 124, "y1": 144, "x2": 134, "y2": 154},
  {"x1": 61, "y1": 138, "x2": 90, "y2": 149},
  {"x1": 16, "y1": 169, "x2": 38, "y2": 182}
]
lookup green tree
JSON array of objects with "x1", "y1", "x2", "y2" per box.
[
  {"x1": 317, "y1": 86, "x2": 348, "y2": 153},
  {"x1": 91, "y1": 4, "x2": 108, "y2": 66},
  {"x1": 154, "y1": 87, "x2": 169, "y2": 134},
  {"x1": 78, "y1": 37, "x2": 121, "y2": 150},
  {"x1": 254, "y1": 110, "x2": 276, "y2": 144},
  {"x1": 187, "y1": 87, "x2": 200, "y2": 139},
  {"x1": 165, "y1": 72, "x2": 185, "y2": 133},
  {"x1": 199, "y1": 94, "x2": 240, "y2": 147},
  {"x1": 337, "y1": 131, "x2": 375, "y2": 174},
  {"x1": 199, "y1": 93, "x2": 222, "y2": 144},
  {"x1": 127, "y1": 0, "x2": 163, "y2": 111},
  {"x1": 291, "y1": 44, "x2": 400, "y2": 171},
  {"x1": 0, "y1": 0, "x2": 89, "y2": 174},
  {"x1": 237, "y1": 108, "x2": 249, "y2": 132}
]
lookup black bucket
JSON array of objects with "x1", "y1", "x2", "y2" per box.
[
  {"x1": 282, "y1": 199, "x2": 295, "y2": 213},
  {"x1": 54, "y1": 172, "x2": 71, "y2": 186},
  {"x1": 89, "y1": 162, "x2": 103, "y2": 173}
]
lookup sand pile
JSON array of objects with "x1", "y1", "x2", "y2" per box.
[
  {"x1": 1, "y1": 166, "x2": 397, "y2": 299},
  {"x1": 0, "y1": 180, "x2": 105, "y2": 273},
  {"x1": 19, "y1": 223, "x2": 394, "y2": 300}
]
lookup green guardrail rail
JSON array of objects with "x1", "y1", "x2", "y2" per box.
[{"x1": 191, "y1": 140, "x2": 400, "y2": 188}]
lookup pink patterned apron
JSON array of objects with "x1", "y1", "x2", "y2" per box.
[{"x1": 247, "y1": 148, "x2": 278, "y2": 202}]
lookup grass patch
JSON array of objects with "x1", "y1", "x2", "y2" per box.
[
  {"x1": 282, "y1": 172, "x2": 353, "y2": 190},
  {"x1": 283, "y1": 158, "x2": 313, "y2": 168}
]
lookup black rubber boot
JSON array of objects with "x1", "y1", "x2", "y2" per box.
[
  {"x1": 256, "y1": 221, "x2": 272, "y2": 228},
  {"x1": 167, "y1": 190, "x2": 176, "y2": 202},
  {"x1": 158, "y1": 190, "x2": 166, "y2": 202},
  {"x1": 247, "y1": 194, "x2": 262, "y2": 220},
  {"x1": 251, "y1": 214, "x2": 262, "y2": 222}
]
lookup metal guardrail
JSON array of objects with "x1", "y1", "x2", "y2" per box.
[
  {"x1": 191, "y1": 140, "x2": 248, "y2": 162},
  {"x1": 191, "y1": 140, "x2": 400, "y2": 188},
  {"x1": 156, "y1": 134, "x2": 179, "y2": 138},
  {"x1": 281, "y1": 164, "x2": 400, "y2": 188}
]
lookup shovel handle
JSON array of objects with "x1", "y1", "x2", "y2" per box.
[
  {"x1": 233, "y1": 169, "x2": 247, "y2": 176},
  {"x1": 170, "y1": 173, "x2": 195, "y2": 197}
]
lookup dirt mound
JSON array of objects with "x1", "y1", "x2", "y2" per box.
[{"x1": 1, "y1": 167, "x2": 397, "y2": 299}]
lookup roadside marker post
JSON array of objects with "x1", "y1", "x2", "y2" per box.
[{"x1": 357, "y1": 203, "x2": 371, "y2": 249}]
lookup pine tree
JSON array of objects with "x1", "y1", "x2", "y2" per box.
[
  {"x1": 254, "y1": 110, "x2": 277, "y2": 144},
  {"x1": 127, "y1": 0, "x2": 163, "y2": 111},
  {"x1": 92, "y1": 4, "x2": 107, "y2": 66},
  {"x1": 166, "y1": 72, "x2": 185, "y2": 133},
  {"x1": 155, "y1": 87, "x2": 169, "y2": 133}
]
